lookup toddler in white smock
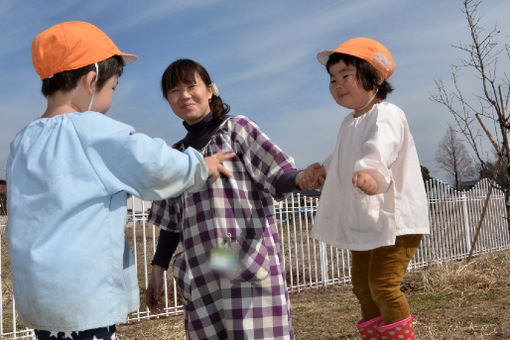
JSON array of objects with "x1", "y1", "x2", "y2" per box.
[{"x1": 311, "y1": 37, "x2": 429, "y2": 340}]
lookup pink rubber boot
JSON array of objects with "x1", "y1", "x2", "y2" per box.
[
  {"x1": 357, "y1": 316, "x2": 382, "y2": 339},
  {"x1": 376, "y1": 314, "x2": 415, "y2": 340}
]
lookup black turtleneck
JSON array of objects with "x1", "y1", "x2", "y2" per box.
[
  {"x1": 151, "y1": 112, "x2": 301, "y2": 269},
  {"x1": 180, "y1": 112, "x2": 223, "y2": 150}
]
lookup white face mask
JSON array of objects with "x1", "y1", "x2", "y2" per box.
[{"x1": 87, "y1": 62, "x2": 99, "y2": 111}]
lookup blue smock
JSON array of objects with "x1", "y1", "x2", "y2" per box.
[{"x1": 6, "y1": 111, "x2": 207, "y2": 331}]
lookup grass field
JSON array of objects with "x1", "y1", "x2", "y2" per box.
[
  {"x1": 2, "y1": 216, "x2": 509, "y2": 339},
  {"x1": 116, "y1": 249, "x2": 510, "y2": 339}
]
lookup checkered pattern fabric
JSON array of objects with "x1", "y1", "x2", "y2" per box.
[{"x1": 150, "y1": 116, "x2": 295, "y2": 339}]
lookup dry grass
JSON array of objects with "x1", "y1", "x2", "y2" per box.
[
  {"x1": 117, "y1": 316, "x2": 186, "y2": 340},
  {"x1": 2, "y1": 220, "x2": 510, "y2": 339},
  {"x1": 116, "y1": 250, "x2": 510, "y2": 339}
]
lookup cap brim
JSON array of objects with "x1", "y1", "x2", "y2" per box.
[
  {"x1": 316, "y1": 50, "x2": 336, "y2": 66},
  {"x1": 119, "y1": 53, "x2": 138, "y2": 66}
]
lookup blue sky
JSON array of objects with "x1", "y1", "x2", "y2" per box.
[{"x1": 1, "y1": 0, "x2": 510, "y2": 182}]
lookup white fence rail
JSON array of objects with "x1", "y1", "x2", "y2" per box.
[{"x1": 0, "y1": 178, "x2": 508, "y2": 338}]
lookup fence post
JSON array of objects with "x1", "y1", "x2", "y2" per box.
[
  {"x1": 461, "y1": 192, "x2": 471, "y2": 255},
  {"x1": 0, "y1": 229, "x2": 3, "y2": 336},
  {"x1": 319, "y1": 241, "x2": 328, "y2": 287}
]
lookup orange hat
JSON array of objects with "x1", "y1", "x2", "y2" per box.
[
  {"x1": 316, "y1": 37, "x2": 394, "y2": 80},
  {"x1": 32, "y1": 21, "x2": 138, "y2": 80}
]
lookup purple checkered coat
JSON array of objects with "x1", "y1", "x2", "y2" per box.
[{"x1": 149, "y1": 116, "x2": 295, "y2": 340}]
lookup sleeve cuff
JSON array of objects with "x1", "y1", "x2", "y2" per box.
[
  {"x1": 275, "y1": 169, "x2": 301, "y2": 198},
  {"x1": 151, "y1": 229, "x2": 180, "y2": 269}
]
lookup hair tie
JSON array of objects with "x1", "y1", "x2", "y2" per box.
[{"x1": 211, "y1": 83, "x2": 219, "y2": 96}]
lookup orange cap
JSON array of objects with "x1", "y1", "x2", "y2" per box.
[
  {"x1": 32, "y1": 21, "x2": 138, "y2": 80},
  {"x1": 316, "y1": 37, "x2": 394, "y2": 80}
]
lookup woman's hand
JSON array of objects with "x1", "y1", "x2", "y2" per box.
[
  {"x1": 296, "y1": 163, "x2": 326, "y2": 190},
  {"x1": 204, "y1": 151, "x2": 236, "y2": 183},
  {"x1": 146, "y1": 265, "x2": 166, "y2": 313}
]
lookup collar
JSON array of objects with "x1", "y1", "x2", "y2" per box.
[{"x1": 183, "y1": 112, "x2": 214, "y2": 133}]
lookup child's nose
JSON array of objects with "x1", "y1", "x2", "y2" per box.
[
  {"x1": 330, "y1": 84, "x2": 342, "y2": 94},
  {"x1": 330, "y1": 82, "x2": 341, "y2": 90}
]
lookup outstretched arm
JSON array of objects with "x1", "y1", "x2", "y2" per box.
[{"x1": 295, "y1": 163, "x2": 326, "y2": 190}]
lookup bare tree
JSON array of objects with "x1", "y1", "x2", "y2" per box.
[
  {"x1": 421, "y1": 165, "x2": 433, "y2": 183},
  {"x1": 431, "y1": 0, "x2": 510, "y2": 227},
  {"x1": 479, "y1": 157, "x2": 510, "y2": 189},
  {"x1": 435, "y1": 126, "x2": 476, "y2": 190},
  {"x1": 0, "y1": 160, "x2": 5, "y2": 180}
]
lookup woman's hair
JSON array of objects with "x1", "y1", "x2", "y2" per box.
[
  {"x1": 326, "y1": 53, "x2": 393, "y2": 100},
  {"x1": 41, "y1": 56, "x2": 124, "y2": 98},
  {"x1": 161, "y1": 59, "x2": 230, "y2": 122}
]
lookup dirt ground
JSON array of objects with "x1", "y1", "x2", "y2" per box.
[{"x1": 117, "y1": 250, "x2": 510, "y2": 339}]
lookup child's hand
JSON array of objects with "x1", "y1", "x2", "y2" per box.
[
  {"x1": 352, "y1": 171, "x2": 378, "y2": 195},
  {"x1": 296, "y1": 163, "x2": 326, "y2": 190},
  {"x1": 204, "y1": 151, "x2": 236, "y2": 183}
]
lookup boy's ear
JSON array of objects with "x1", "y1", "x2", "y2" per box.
[{"x1": 82, "y1": 70, "x2": 97, "y2": 95}]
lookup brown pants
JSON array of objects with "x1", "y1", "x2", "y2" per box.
[{"x1": 351, "y1": 234, "x2": 422, "y2": 324}]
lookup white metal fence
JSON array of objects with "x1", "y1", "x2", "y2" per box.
[{"x1": 0, "y1": 178, "x2": 509, "y2": 338}]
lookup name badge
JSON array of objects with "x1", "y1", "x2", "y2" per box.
[{"x1": 210, "y1": 232, "x2": 240, "y2": 274}]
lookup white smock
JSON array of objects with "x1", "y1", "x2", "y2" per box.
[{"x1": 311, "y1": 102, "x2": 429, "y2": 251}]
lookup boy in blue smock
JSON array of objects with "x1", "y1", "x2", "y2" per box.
[{"x1": 6, "y1": 21, "x2": 233, "y2": 340}]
